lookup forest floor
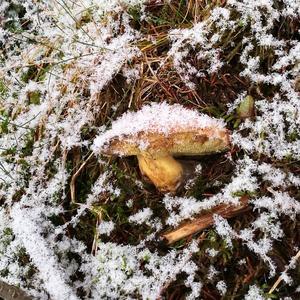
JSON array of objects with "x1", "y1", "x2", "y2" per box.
[{"x1": 0, "y1": 0, "x2": 299, "y2": 299}]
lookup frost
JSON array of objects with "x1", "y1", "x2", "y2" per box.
[
  {"x1": 216, "y1": 280, "x2": 227, "y2": 296},
  {"x1": 126, "y1": 199, "x2": 134, "y2": 208},
  {"x1": 129, "y1": 208, "x2": 153, "y2": 225},
  {"x1": 207, "y1": 265, "x2": 219, "y2": 280},
  {"x1": 163, "y1": 195, "x2": 205, "y2": 226},
  {"x1": 206, "y1": 248, "x2": 219, "y2": 257},
  {"x1": 81, "y1": 241, "x2": 200, "y2": 299},
  {"x1": 168, "y1": 19, "x2": 225, "y2": 86},
  {"x1": 98, "y1": 221, "x2": 115, "y2": 235},
  {"x1": 89, "y1": 34, "x2": 141, "y2": 95},
  {"x1": 11, "y1": 205, "x2": 78, "y2": 300},
  {"x1": 244, "y1": 285, "x2": 265, "y2": 300},
  {"x1": 251, "y1": 191, "x2": 300, "y2": 219},
  {"x1": 213, "y1": 215, "x2": 235, "y2": 248},
  {"x1": 231, "y1": 97, "x2": 300, "y2": 159},
  {"x1": 123, "y1": 64, "x2": 141, "y2": 83},
  {"x1": 184, "y1": 163, "x2": 202, "y2": 189}
]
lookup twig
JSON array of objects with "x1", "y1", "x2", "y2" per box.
[
  {"x1": 91, "y1": 209, "x2": 102, "y2": 255},
  {"x1": 161, "y1": 196, "x2": 250, "y2": 245},
  {"x1": 268, "y1": 250, "x2": 300, "y2": 294}
]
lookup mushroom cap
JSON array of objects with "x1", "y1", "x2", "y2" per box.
[
  {"x1": 105, "y1": 128, "x2": 229, "y2": 157},
  {"x1": 93, "y1": 102, "x2": 230, "y2": 156}
]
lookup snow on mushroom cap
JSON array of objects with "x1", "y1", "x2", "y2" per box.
[{"x1": 92, "y1": 102, "x2": 227, "y2": 154}]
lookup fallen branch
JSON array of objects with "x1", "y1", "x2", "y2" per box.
[{"x1": 161, "y1": 196, "x2": 250, "y2": 245}]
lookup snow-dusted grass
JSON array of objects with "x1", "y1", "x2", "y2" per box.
[{"x1": 0, "y1": 0, "x2": 299, "y2": 299}]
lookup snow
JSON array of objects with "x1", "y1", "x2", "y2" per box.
[
  {"x1": 129, "y1": 208, "x2": 153, "y2": 225},
  {"x1": 11, "y1": 205, "x2": 79, "y2": 300},
  {"x1": 81, "y1": 241, "x2": 200, "y2": 299},
  {"x1": 206, "y1": 248, "x2": 219, "y2": 257},
  {"x1": 207, "y1": 265, "x2": 219, "y2": 280},
  {"x1": 216, "y1": 280, "x2": 227, "y2": 296},
  {"x1": 244, "y1": 285, "x2": 265, "y2": 300},
  {"x1": 98, "y1": 221, "x2": 115, "y2": 235}
]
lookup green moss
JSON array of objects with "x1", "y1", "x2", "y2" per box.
[
  {"x1": 201, "y1": 106, "x2": 224, "y2": 118},
  {"x1": 0, "y1": 114, "x2": 10, "y2": 134},
  {"x1": 20, "y1": 64, "x2": 51, "y2": 83},
  {"x1": 15, "y1": 247, "x2": 30, "y2": 267},
  {"x1": 48, "y1": 214, "x2": 65, "y2": 227},
  {"x1": 37, "y1": 64, "x2": 52, "y2": 82},
  {"x1": 115, "y1": 206, "x2": 128, "y2": 224},
  {"x1": 20, "y1": 66, "x2": 37, "y2": 83},
  {"x1": 0, "y1": 79, "x2": 8, "y2": 97},
  {"x1": 187, "y1": 176, "x2": 206, "y2": 198},
  {"x1": 1, "y1": 228, "x2": 13, "y2": 248},
  {"x1": 287, "y1": 131, "x2": 299, "y2": 142},
  {"x1": 75, "y1": 9, "x2": 93, "y2": 29},
  {"x1": 147, "y1": 2, "x2": 190, "y2": 27},
  {"x1": 2, "y1": 146, "x2": 17, "y2": 156},
  {"x1": 0, "y1": 268, "x2": 9, "y2": 277},
  {"x1": 73, "y1": 210, "x2": 98, "y2": 248},
  {"x1": 28, "y1": 91, "x2": 41, "y2": 105},
  {"x1": 171, "y1": 239, "x2": 186, "y2": 249},
  {"x1": 110, "y1": 161, "x2": 139, "y2": 198},
  {"x1": 21, "y1": 129, "x2": 35, "y2": 157},
  {"x1": 3, "y1": 2, "x2": 26, "y2": 34},
  {"x1": 231, "y1": 190, "x2": 256, "y2": 197},
  {"x1": 128, "y1": 6, "x2": 142, "y2": 24}
]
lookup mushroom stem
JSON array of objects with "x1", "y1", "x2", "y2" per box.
[{"x1": 137, "y1": 153, "x2": 183, "y2": 192}]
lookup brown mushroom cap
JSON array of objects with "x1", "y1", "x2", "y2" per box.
[
  {"x1": 93, "y1": 102, "x2": 230, "y2": 156},
  {"x1": 105, "y1": 128, "x2": 230, "y2": 157}
]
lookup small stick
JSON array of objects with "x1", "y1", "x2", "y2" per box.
[
  {"x1": 268, "y1": 250, "x2": 300, "y2": 294},
  {"x1": 161, "y1": 196, "x2": 250, "y2": 245}
]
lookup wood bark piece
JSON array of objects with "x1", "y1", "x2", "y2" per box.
[
  {"x1": 0, "y1": 280, "x2": 32, "y2": 300},
  {"x1": 161, "y1": 196, "x2": 250, "y2": 245}
]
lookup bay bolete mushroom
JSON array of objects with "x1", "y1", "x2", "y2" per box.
[{"x1": 93, "y1": 102, "x2": 230, "y2": 192}]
